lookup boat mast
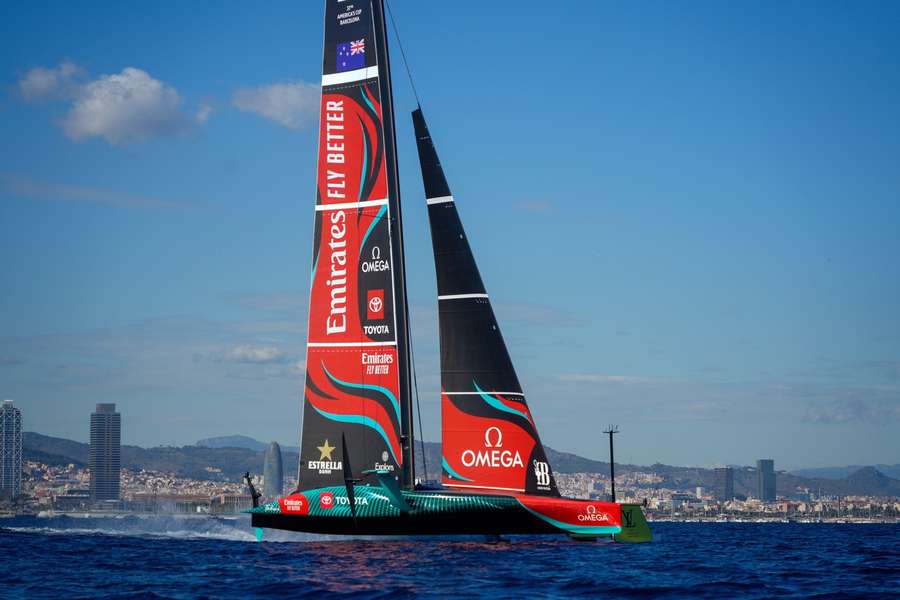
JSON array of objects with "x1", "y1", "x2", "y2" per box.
[{"x1": 371, "y1": 0, "x2": 415, "y2": 489}]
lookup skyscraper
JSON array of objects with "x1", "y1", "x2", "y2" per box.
[
  {"x1": 757, "y1": 459, "x2": 776, "y2": 502},
  {"x1": 0, "y1": 400, "x2": 23, "y2": 500},
  {"x1": 89, "y1": 403, "x2": 121, "y2": 502},
  {"x1": 714, "y1": 467, "x2": 734, "y2": 501},
  {"x1": 263, "y1": 441, "x2": 284, "y2": 499}
]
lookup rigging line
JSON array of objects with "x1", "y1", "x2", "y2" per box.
[
  {"x1": 295, "y1": 391, "x2": 304, "y2": 491},
  {"x1": 409, "y1": 322, "x2": 429, "y2": 483},
  {"x1": 385, "y1": 0, "x2": 421, "y2": 107},
  {"x1": 385, "y1": 0, "x2": 425, "y2": 482}
]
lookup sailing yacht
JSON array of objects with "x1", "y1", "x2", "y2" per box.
[{"x1": 248, "y1": 0, "x2": 650, "y2": 542}]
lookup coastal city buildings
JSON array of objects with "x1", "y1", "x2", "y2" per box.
[
  {"x1": 0, "y1": 400, "x2": 23, "y2": 500},
  {"x1": 7, "y1": 419, "x2": 898, "y2": 522},
  {"x1": 89, "y1": 403, "x2": 121, "y2": 502},
  {"x1": 8, "y1": 456, "x2": 898, "y2": 522},
  {"x1": 263, "y1": 441, "x2": 283, "y2": 499},
  {"x1": 757, "y1": 459, "x2": 776, "y2": 502},
  {"x1": 715, "y1": 467, "x2": 735, "y2": 501}
]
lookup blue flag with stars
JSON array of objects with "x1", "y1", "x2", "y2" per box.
[{"x1": 336, "y1": 39, "x2": 365, "y2": 72}]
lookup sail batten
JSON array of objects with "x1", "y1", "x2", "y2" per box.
[{"x1": 413, "y1": 108, "x2": 559, "y2": 497}]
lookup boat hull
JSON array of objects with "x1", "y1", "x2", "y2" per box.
[{"x1": 248, "y1": 486, "x2": 651, "y2": 541}]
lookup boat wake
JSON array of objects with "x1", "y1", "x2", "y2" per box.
[
  {"x1": 1, "y1": 514, "x2": 405, "y2": 543},
  {"x1": 2, "y1": 514, "x2": 258, "y2": 542}
]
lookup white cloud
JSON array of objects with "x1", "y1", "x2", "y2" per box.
[
  {"x1": 803, "y1": 396, "x2": 900, "y2": 424},
  {"x1": 218, "y1": 345, "x2": 289, "y2": 365},
  {"x1": 61, "y1": 67, "x2": 191, "y2": 144},
  {"x1": 19, "y1": 62, "x2": 209, "y2": 144},
  {"x1": 232, "y1": 81, "x2": 319, "y2": 130},
  {"x1": 195, "y1": 103, "x2": 213, "y2": 124},
  {"x1": 1, "y1": 173, "x2": 190, "y2": 209},
  {"x1": 232, "y1": 292, "x2": 307, "y2": 313},
  {"x1": 19, "y1": 61, "x2": 84, "y2": 101}
]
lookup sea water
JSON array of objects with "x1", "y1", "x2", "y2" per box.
[{"x1": 1, "y1": 515, "x2": 898, "y2": 598}]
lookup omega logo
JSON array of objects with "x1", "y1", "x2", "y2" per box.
[{"x1": 484, "y1": 426, "x2": 503, "y2": 448}]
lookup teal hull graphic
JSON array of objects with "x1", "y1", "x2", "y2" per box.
[{"x1": 249, "y1": 486, "x2": 645, "y2": 539}]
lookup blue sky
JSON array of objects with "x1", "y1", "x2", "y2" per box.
[{"x1": 1, "y1": 1, "x2": 898, "y2": 470}]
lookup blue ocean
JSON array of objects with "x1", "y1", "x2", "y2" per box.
[{"x1": 1, "y1": 516, "x2": 898, "y2": 598}]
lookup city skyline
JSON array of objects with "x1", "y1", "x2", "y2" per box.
[
  {"x1": 3, "y1": 396, "x2": 900, "y2": 472},
  {"x1": 1, "y1": 1, "x2": 899, "y2": 470}
]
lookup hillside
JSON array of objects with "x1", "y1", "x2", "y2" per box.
[
  {"x1": 23, "y1": 432, "x2": 900, "y2": 498},
  {"x1": 24, "y1": 432, "x2": 299, "y2": 482},
  {"x1": 791, "y1": 464, "x2": 900, "y2": 480}
]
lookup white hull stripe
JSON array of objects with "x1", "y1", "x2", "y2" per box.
[
  {"x1": 426, "y1": 195, "x2": 454, "y2": 205},
  {"x1": 322, "y1": 66, "x2": 380, "y2": 87},
  {"x1": 315, "y1": 198, "x2": 388, "y2": 212},
  {"x1": 444, "y1": 483, "x2": 525, "y2": 493},
  {"x1": 443, "y1": 391, "x2": 525, "y2": 397},
  {"x1": 308, "y1": 341, "x2": 396, "y2": 348},
  {"x1": 438, "y1": 293, "x2": 489, "y2": 300}
]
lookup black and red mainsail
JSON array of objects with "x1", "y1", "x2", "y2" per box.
[
  {"x1": 413, "y1": 108, "x2": 559, "y2": 497},
  {"x1": 299, "y1": 0, "x2": 414, "y2": 491}
]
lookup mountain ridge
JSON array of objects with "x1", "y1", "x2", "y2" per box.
[{"x1": 23, "y1": 432, "x2": 900, "y2": 498}]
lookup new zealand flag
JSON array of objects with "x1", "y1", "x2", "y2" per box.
[{"x1": 336, "y1": 39, "x2": 365, "y2": 72}]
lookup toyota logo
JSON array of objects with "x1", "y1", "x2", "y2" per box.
[{"x1": 368, "y1": 296, "x2": 383, "y2": 314}]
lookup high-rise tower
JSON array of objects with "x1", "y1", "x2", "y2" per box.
[
  {"x1": 756, "y1": 459, "x2": 776, "y2": 502},
  {"x1": 0, "y1": 400, "x2": 23, "y2": 500},
  {"x1": 263, "y1": 441, "x2": 284, "y2": 499},
  {"x1": 714, "y1": 467, "x2": 734, "y2": 501},
  {"x1": 89, "y1": 403, "x2": 121, "y2": 502}
]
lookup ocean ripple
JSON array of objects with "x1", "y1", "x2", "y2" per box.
[{"x1": 1, "y1": 517, "x2": 898, "y2": 598}]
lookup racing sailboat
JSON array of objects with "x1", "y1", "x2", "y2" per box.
[{"x1": 248, "y1": 0, "x2": 650, "y2": 542}]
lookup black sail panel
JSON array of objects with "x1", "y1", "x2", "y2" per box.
[{"x1": 413, "y1": 108, "x2": 559, "y2": 497}]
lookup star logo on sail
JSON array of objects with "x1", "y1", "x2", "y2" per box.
[
  {"x1": 317, "y1": 439, "x2": 336, "y2": 460},
  {"x1": 307, "y1": 439, "x2": 342, "y2": 475}
]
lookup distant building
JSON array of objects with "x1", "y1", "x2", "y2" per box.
[
  {"x1": 263, "y1": 441, "x2": 284, "y2": 499},
  {"x1": 0, "y1": 400, "x2": 23, "y2": 500},
  {"x1": 89, "y1": 403, "x2": 121, "y2": 502},
  {"x1": 210, "y1": 493, "x2": 252, "y2": 514},
  {"x1": 54, "y1": 488, "x2": 91, "y2": 512},
  {"x1": 757, "y1": 459, "x2": 776, "y2": 502},
  {"x1": 714, "y1": 467, "x2": 734, "y2": 501}
]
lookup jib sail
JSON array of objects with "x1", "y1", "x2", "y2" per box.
[
  {"x1": 299, "y1": 0, "x2": 413, "y2": 491},
  {"x1": 412, "y1": 108, "x2": 559, "y2": 497}
]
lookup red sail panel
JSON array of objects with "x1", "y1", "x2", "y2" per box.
[
  {"x1": 299, "y1": 0, "x2": 407, "y2": 490},
  {"x1": 442, "y1": 393, "x2": 540, "y2": 493},
  {"x1": 413, "y1": 108, "x2": 560, "y2": 496}
]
